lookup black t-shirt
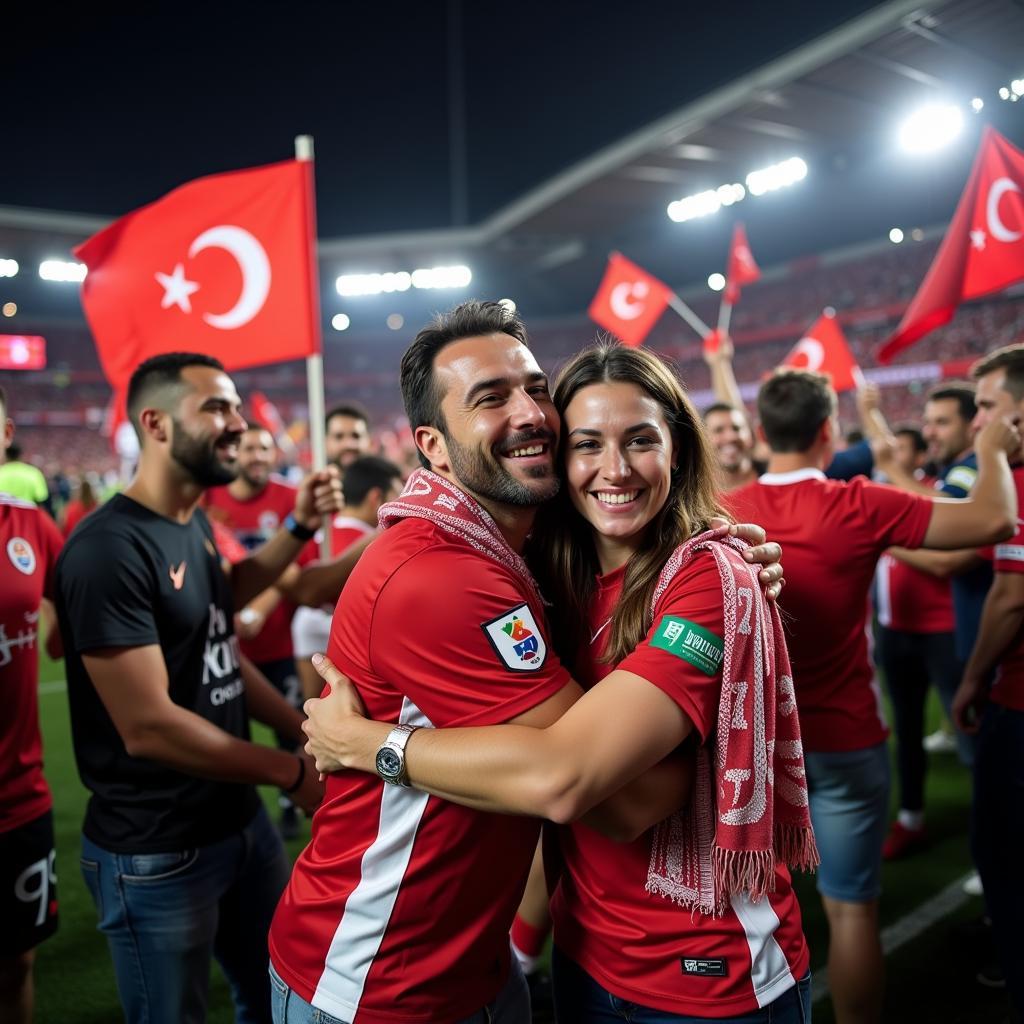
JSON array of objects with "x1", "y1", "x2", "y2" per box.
[{"x1": 56, "y1": 494, "x2": 261, "y2": 852}]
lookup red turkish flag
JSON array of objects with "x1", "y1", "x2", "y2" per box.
[
  {"x1": 724, "y1": 223, "x2": 760, "y2": 305},
  {"x1": 588, "y1": 253, "x2": 672, "y2": 347},
  {"x1": 249, "y1": 390, "x2": 286, "y2": 438},
  {"x1": 878, "y1": 127, "x2": 1024, "y2": 363},
  {"x1": 75, "y1": 160, "x2": 320, "y2": 392},
  {"x1": 781, "y1": 312, "x2": 863, "y2": 393},
  {"x1": 0, "y1": 335, "x2": 46, "y2": 370}
]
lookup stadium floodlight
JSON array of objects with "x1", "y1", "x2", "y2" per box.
[
  {"x1": 999, "y1": 86, "x2": 1011, "y2": 100},
  {"x1": 386, "y1": 313, "x2": 404, "y2": 330},
  {"x1": 331, "y1": 313, "x2": 350, "y2": 331},
  {"x1": 889, "y1": 228, "x2": 904, "y2": 244},
  {"x1": 498, "y1": 298, "x2": 517, "y2": 313},
  {"x1": 1012, "y1": 79, "x2": 1024, "y2": 97},
  {"x1": 39, "y1": 259, "x2": 87, "y2": 283},
  {"x1": 2, "y1": 302, "x2": 16, "y2": 317},
  {"x1": 745, "y1": 157, "x2": 807, "y2": 197},
  {"x1": 335, "y1": 271, "x2": 412, "y2": 297},
  {"x1": 899, "y1": 105, "x2": 963, "y2": 154},
  {"x1": 707, "y1": 273, "x2": 726, "y2": 292},
  {"x1": 411, "y1": 265, "x2": 473, "y2": 289},
  {"x1": 667, "y1": 183, "x2": 746, "y2": 223},
  {"x1": 0, "y1": 259, "x2": 18, "y2": 278},
  {"x1": 971, "y1": 97, "x2": 984, "y2": 112}
]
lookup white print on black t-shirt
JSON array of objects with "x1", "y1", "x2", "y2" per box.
[
  {"x1": 202, "y1": 602, "x2": 244, "y2": 705},
  {"x1": 0, "y1": 612, "x2": 38, "y2": 667},
  {"x1": 15, "y1": 849, "x2": 56, "y2": 927}
]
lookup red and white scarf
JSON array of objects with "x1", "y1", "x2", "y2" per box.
[
  {"x1": 378, "y1": 469, "x2": 542, "y2": 601},
  {"x1": 646, "y1": 530, "x2": 818, "y2": 915}
]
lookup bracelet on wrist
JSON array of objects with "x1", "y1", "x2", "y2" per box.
[
  {"x1": 284, "y1": 513, "x2": 316, "y2": 542},
  {"x1": 285, "y1": 756, "x2": 306, "y2": 794}
]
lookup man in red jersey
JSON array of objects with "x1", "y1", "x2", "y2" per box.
[
  {"x1": 953, "y1": 344, "x2": 1024, "y2": 1020},
  {"x1": 325, "y1": 403, "x2": 373, "y2": 468},
  {"x1": 725, "y1": 368, "x2": 1018, "y2": 1024},
  {"x1": 270, "y1": 303, "x2": 787, "y2": 1024},
  {"x1": 291, "y1": 455, "x2": 403, "y2": 701},
  {"x1": 0, "y1": 386, "x2": 63, "y2": 1024},
  {"x1": 206, "y1": 426, "x2": 309, "y2": 836}
]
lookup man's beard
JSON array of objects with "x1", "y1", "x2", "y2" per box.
[
  {"x1": 239, "y1": 464, "x2": 269, "y2": 489},
  {"x1": 171, "y1": 418, "x2": 240, "y2": 487},
  {"x1": 445, "y1": 429, "x2": 560, "y2": 508}
]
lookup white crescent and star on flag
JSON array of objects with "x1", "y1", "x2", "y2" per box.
[
  {"x1": 609, "y1": 280, "x2": 650, "y2": 321},
  {"x1": 790, "y1": 336, "x2": 825, "y2": 370},
  {"x1": 970, "y1": 177, "x2": 1022, "y2": 251},
  {"x1": 154, "y1": 225, "x2": 272, "y2": 330}
]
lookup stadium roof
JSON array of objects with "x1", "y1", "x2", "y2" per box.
[{"x1": 1, "y1": 0, "x2": 1022, "y2": 326}]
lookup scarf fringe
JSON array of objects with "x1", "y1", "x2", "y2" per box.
[
  {"x1": 774, "y1": 822, "x2": 820, "y2": 873},
  {"x1": 712, "y1": 847, "x2": 776, "y2": 904}
]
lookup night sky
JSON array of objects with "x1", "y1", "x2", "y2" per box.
[{"x1": 7, "y1": 1, "x2": 889, "y2": 237}]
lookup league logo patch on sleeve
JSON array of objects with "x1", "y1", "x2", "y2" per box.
[
  {"x1": 481, "y1": 604, "x2": 547, "y2": 671},
  {"x1": 7, "y1": 537, "x2": 36, "y2": 575}
]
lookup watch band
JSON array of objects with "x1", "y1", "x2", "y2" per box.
[
  {"x1": 283, "y1": 512, "x2": 316, "y2": 542},
  {"x1": 376, "y1": 724, "x2": 419, "y2": 786}
]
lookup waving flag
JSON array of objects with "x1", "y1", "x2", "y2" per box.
[
  {"x1": 589, "y1": 253, "x2": 672, "y2": 347},
  {"x1": 724, "y1": 223, "x2": 761, "y2": 305},
  {"x1": 878, "y1": 127, "x2": 1024, "y2": 363},
  {"x1": 781, "y1": 312, "x2": 862, "y2": 392},
  {"x1": 75, "y1": 160, "x2": 320, "y2": 391}
]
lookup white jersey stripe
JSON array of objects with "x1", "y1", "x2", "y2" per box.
[
  {"x1": 730, "y1": 894, "x2": 795, "y2": 1008},
  {"x1": 312, "y1": 698, "x2": 434, "y2": 1020},
  {"x1": 874, "y1": 556, "x2": 892, "y2": 628}
]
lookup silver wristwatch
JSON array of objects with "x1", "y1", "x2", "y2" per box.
[{"x1": 375, "y1": 724, "x2": 419, "y2": 786}]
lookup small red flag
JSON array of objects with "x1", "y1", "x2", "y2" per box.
[
  {"x1": 588, "y1": 253, "x2": 672, "y2": 347},
  {"x1": 249, "y1": 390, "x2": 286, "y2": 437},
  {"x1": 702, "y1": 328, "x2": 722, "y2": 356},
  {"x1": 781, "y1": 312, "x2": 863, "y2": 393},
  {"x1": 75, "y1": 160, "x2": 320, "y2": 392},
  {"x1": 0, "y1": 335, "x2": 45, "y2": 370},
  {"x1": 724, "y1": 224, "x2": 760, "y2": 305},
  {"x1": 878, "y1": 127, "x2": 1024, "y2": 363}
]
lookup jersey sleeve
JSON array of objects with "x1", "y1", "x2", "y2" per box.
[
  {"x1": 825, "y1": 439, "x2": 873, "y2": 481},
  {"x1": 858, "y1": 479, "x2": 934, "y2": 549},
  {"x1": 369, "y1": 547, "x2": 570, "y2": 728},
  {"x1": 36, "y1": 507, "x2": 64, "y2": 601},
  {"x1": 58, "y1": 529, "x2": 159, "y2": 652},
  {"x1": 940, "y1": 462, "x2": 977, "y2": 498},
  {"x1": 614, "y1": 550, "x2": 725, "y2": 743},
  {"x1": 994, "y1": 473, "x2": 1024, "y2": 574}
]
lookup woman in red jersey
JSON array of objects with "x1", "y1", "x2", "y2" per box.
[{"x1": 305, "y1": 344, "x2": 817, "y2": 1023}]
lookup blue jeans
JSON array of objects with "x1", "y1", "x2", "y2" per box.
[
  {"x1": 81, "y1": 805, "x2": 291, "y2": 1024},
  {"x1": 552, "y1": 948, "x2": 811, "y2": 1023},
  {"x1": 971, "y1": 703, "x2": 1024, "y2": 1016},
  {"x1": 269, "y1": 956, "x2": 530, "y2": 1024}
]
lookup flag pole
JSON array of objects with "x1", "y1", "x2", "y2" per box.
[
  {"x1": 717, "y1": 297, "x2": 733, "y2": 336},
  {"x1": 666, "y1": 292, "x2": 712, "y2": 340},
  {"x1": 295, "y1": 134, "x2": 332, "y2": 558}
]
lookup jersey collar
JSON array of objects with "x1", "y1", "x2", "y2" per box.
[{"x1": 758, "y1": 467, "x2": 827, "y2": 486}]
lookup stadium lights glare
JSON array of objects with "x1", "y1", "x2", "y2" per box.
[
  {"x1": 1012, "y1": 79, "x2": 1024, "y2": 97},
  {"x1": 498, "y1": 298, "x2": 517, "y2": 313},
  {"x1": 335, "y1": 265, "x2": 471, "y2": 297},
  {"x1": 386, "y1": 313, "x2": 405, "y2": 331},
  {"x1": 667, "y1": 183, "x2": 745, "y2": 223},
  {"x1": 889, "y1": 228, "x2": 904, "y2": 244},
  {"x1": 999, "y1": 87, "x2": 1012, "y2": 100},
  {"x1": 898, "y1": 105, "x2": 963, "y2": 154},
  {"x1": 39, "y1": 259, "x2": 87, "y2": 283},
  {"x1": 971, "y1": 97, "x2": 984, "y2": 112},
  {"x1": 331, "y1": 313, "x2": 350, "y2": 331},
  {"x1": 707, "y1": 273, "x2": 726, "y2": 292},
  {"x1": 745, "y1": 157, "x2": 807, "y2": 197},
  {"x1": 0, "y1": 259, "x2": 18, "y2": 278}
]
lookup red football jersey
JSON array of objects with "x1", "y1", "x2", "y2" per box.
[
  {"x1": 875, "y1": 553, "x2": 954, "y2": 634},
  {"x1": 330, "y1": 514, "x2": 375, "y2": 555},
  {"x1": 269, "y1": 517, "x2": 570, "y2": 1024},
  {"x1": 204, "y1": 478, "x2": 297, "y2": 663},
  {"x1": 727, "y1": 470, "x2": 932, "y2": 751},
  {"x1": 549, "y1": 554, "x2": 809, "y2": 1017},
  {"x1": 0, "y1": 495, "x2": 62, "y2": 832},
  {"x1": 989, "y1": 466, "x2": 1024, "y2": 711}
]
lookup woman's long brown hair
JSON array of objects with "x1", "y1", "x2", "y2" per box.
[{"x1": 528, "y1": 344, "x2": 726, "y2": 675}]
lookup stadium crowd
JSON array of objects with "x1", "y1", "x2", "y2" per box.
[{"x1": 1, "y1": 288, "x2": 1023, "y2": 1024}]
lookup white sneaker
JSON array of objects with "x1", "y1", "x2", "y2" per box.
[
  {"x1": 923, "y1": 729, "x2": 958, "y2": 753},
  {"x1": 962, "y1": 871, "x2": 984, "y2": 897}
]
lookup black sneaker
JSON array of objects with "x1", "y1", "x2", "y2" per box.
[{"x1": 279, "y1": 803, "x2": 301, "y2": 841}]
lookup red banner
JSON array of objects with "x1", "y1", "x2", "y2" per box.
[
  {"x1": 588, "y1": 253, "x2": 672, "y2": 348},
  {"x1": 75, "y1": 160, "x2": 320, "y2": 392},
  {"x1": 781, "y1": 312, "x2": 862, "y2": 392}
]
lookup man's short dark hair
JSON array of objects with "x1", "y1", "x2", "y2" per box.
[
  {"x1": 845, "y1": 428, "x2": 865, "y2": 446},
  {"x1": 325, "y1": 402, "x2": 370, "y2": 431},
  {"x1": 895, "y1": 425, "x2": 927, "y2": 453},
  {"x1": 400, "y1": 300, "x2": 529, "y2": 467},
  {"x1": 126, "y1": 352, "x2": 225, "y2": 439},
  {"x1": 972, "y1": 344, "x2": 1024, "y2": 401},
  {"x1": 925, "y1": 383, "x2": 976, "y2": 422},
  {"x1": 342, "y1": 455, "x2": 403, "y2": 507},
  {"x1": 702, "y1": 402, "x2": 742, "y2": 420},
  {"x1": 757, "y1": 369, "x2": 837, "y2": 453}
]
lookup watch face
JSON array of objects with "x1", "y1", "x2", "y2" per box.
[{"x1": 376, "y1": 747, "x2": 402, "y2": 779}]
